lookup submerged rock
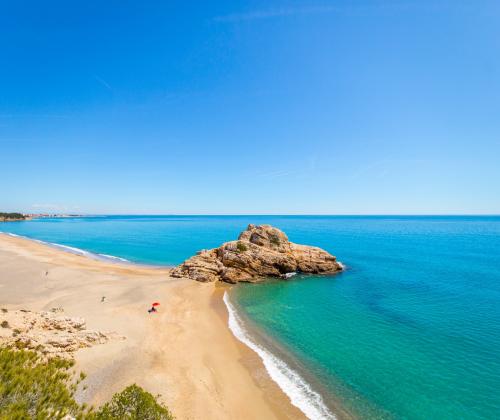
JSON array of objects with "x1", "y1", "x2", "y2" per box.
[{"x1": 171, "y1": 224, "x2": 343, "y2": 283}]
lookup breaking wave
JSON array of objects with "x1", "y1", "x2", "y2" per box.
[{"x1": 98, "y1": 254, "x2": 130, "y2": 263}]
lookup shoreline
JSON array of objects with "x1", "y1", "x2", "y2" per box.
[
  {"x1": 0, "y1": 233, "x2": 306, "y2": 419},
  {"x1": 226, "y1": 289, "x2": 356, "y2": 420},
  {"x1": 223, "y1": 291, "x2": 340, "y2": 420},
  {"x1": 0, "y1": 231, "x2": 170, "y2": 268},
  {"x1": 0, "y1": 231, "x2": 347, "y2": 418}
]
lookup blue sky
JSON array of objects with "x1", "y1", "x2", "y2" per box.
[{"x1": 1, "y1": 0, "x2": 499, "y2": 214}]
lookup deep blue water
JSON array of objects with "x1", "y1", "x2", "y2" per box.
[{"x1": 2, "y1": 215, "x2": 500, "y2": 419}]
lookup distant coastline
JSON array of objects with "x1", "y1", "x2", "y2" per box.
[
  {"x1": 27, "y1": 213, "x2": 84, "y2": 220},
  {"x1": 0, "y1": 212, "x2": 85, "y2": 222},
  {"x1": 0, "y1": 212, "x2": 27, "y2": 222}
]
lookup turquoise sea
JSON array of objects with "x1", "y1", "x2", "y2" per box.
[{"x1": 2, "y1": 215, "x2": 500, "y2": 419}]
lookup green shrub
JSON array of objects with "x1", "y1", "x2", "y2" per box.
[
  {"x1": 270, "y1": 235, "x2": 280, "y2": 246},
  {"x1": 0, "y1": 321, "x2": 9, "y2": 329},
  {"x1": 92, "y1": 384, "x2": 173, "y2": 420},
  {"x1": 236, "y1": 241, "x2": 248, "y2": 253},
  {"x1": 0, "y1": 346, "x2": 85, "y2": 419},
  {"x1": 0, "y1": 346, "x2": 174, "y2": 420}
]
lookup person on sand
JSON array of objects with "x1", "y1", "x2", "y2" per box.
[{"x1": 148, "y1": 302, "x2": 160, "y2": 313}]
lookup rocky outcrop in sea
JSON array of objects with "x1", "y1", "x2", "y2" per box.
[{"x1": 171, "y1": 224, "x2": 343, "y2": 283}]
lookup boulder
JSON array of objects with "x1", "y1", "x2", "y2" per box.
[{"x1": 171, "y1": 224, "x2": 342, "y2": 283}]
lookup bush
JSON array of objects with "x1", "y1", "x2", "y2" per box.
[
  {"x1": 270, "y1": 235, "x2": 280, "y2": 246},
  {"x1": 0, "y1": 321, "x2": 9, "y2": 328},
  {"x1": 236, "y1": 241, "x2": 248, "y2": 253},
  {"x1": 0, "y1": 346, "x2": 174, "y2": 420},
  {"x1": 92, "y1": 384, "x2": 173, "y2": 420},
  {"x1": 0, "y1": 346, "x2": 85, "y2": 419}
]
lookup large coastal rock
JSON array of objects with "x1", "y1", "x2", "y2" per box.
[{"x1": 171, "y1": 224, "x2": 343, "y2": 283}]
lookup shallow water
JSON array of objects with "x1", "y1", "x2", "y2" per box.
[{"x1": 3, "y1": 215, "x2": 500, "y2": 419}]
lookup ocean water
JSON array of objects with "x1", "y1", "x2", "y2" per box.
[{"x1": 2, "y1": 215, "x2": 500, "y2": 419}]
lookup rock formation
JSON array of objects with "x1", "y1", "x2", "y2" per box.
[
  {"x1": 171, "y1": 224, "x2": 343, "y2": 283},
  {"x1": 0, "y1": 307, "x2": 123, "y2": 358}
]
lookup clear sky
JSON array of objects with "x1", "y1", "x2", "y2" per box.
[{"x1": 1, "y1": 0, "x2": 499, "y2": 214}]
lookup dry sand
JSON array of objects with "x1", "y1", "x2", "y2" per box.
[{"x1": 0, "y1": 233, "x2": 305, "y2": 420}]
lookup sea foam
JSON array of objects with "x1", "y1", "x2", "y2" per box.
[
  {"x1": 49, "y1": 243, "x2": 130, "y2": 263},
  {"x1": 2, "y1": 232, "x2": 20, "y2": 237},
  {"x1": 49, "y1": 242, "x2": 92, "y2": 257},
  {"x1": 98, "y1": 254, "x2": 130, "y2": 263},
  {"x1": 223, "y1": 292, "x2": 336, "y2": 420}
]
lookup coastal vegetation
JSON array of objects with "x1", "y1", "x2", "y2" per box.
[
  {"x1": 0, "y1": 213, "x2": 25, "y2": 221},
  {"x1": 236, "y1": 241, "x2": 248, "y2": 253},
  {"x1": 269, "y1": 234, "x2": 281, "y2": 246},
  {"x1": 0, "y1": 345, "x2": 174, "y2": 419},
  {"x1": 94, "y1": 384, "x2": 174, "y2": 420}
]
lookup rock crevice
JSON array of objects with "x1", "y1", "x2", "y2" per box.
[{"x1": 171, "y1": 224, "x2": 342, "y2": 283}]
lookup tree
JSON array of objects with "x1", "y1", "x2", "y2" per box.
[
  {"x1": 0, "y1": 213, "x2": 25, "y2": 221},
  {"x1": 92, "y1": 385, "x2": 174, "y2": 420}
]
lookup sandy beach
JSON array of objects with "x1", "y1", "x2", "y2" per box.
[{"x1": 0, "y1": 233, "x2": 305, "y2": 420}]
